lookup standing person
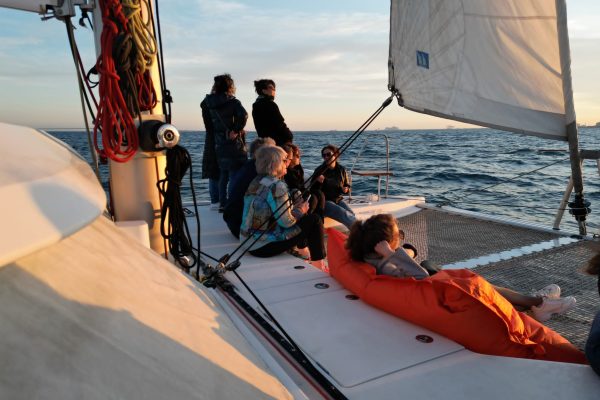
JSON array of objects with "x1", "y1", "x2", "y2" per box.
[
  {"x1": 312, "y1": 144, "x2": 356, "y2": 229},
  {"x1": 223, "y1": 137, "x2": 275, "y2": 238},
  {"x1": 240, "y1": 146, "x2": 326, "y2": 267},
  {"x1": 252, "y1": 79, "x2": 293, "y2": 146},
  {"x1": 201, "y1": 74, "x2": 248, "y2": 212},
  {"x1": 200, "y1": 86, "x2": 220, "y2": 210}
]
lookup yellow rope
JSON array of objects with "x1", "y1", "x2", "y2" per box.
[{"x1": 122, "y1": 0, "x2": 157, "y2": 73}]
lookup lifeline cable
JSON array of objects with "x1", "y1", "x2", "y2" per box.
[{"x1": 438, "y1": 156, "x2": 570, "y2": 206}]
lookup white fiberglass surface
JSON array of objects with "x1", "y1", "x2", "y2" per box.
[
  {"x1": 195, "y1": 200, "x2": 600, "y2": 397},
  {"x1": 0, "y1": 123, "x2": 106, "y2": 267}
]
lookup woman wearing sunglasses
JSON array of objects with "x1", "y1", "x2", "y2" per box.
[{"x1": 312, "y1": 144, "x2": 356, "y2": 229}]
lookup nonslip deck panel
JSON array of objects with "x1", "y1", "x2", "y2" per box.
[
  {"x1": 396, "y1": 208, "x2": 599, "y2": 350},
  {"x1": 473, "y1": 241, "x2": 600, "y2": 350},
  {"x1": 396, "y1": 208, "x2": 560, "y2": 264}
]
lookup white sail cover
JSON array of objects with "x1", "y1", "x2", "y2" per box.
[{"x1": 389, "y1": 0, "x2": 576, "y2": 140}]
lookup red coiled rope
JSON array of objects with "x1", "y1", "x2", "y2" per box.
[{"x1": 93, "y1": 0, "x2": 139, "y2": 163}]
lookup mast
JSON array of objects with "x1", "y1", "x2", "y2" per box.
[{"x1": 556, "y1": 0, "x2": 588, "y2": 235}]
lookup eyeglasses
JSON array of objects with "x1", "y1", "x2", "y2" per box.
[{"x1": 322, "y1": 152, "x2": 333, "y2": 158}]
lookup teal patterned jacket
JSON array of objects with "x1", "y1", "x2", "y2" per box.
[{"x1": 240, "y1": 175, "x2": 301, "y2": 251}]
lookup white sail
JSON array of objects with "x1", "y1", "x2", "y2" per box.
[{"x1": 388, "y1": 0, "x2": 575, "y2": 140}]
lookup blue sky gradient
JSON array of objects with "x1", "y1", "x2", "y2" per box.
[{"x1": 0, "y1": 0, "x2": 598, "y2": 130}]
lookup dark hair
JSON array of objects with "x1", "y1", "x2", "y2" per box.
[
  {"x1": 254, "y1": 79, "x2": 276, "y2": 95},
  {"x1": 321, "y1": 144, "x2": 340, "y2": 156},
  {"x1": 213, "y1": 74, "x2": 235, "y2": 95},
  {"x1": 346, "y1": 214, "x2": 402, "y2": 261},
  {"x1": 586, "y1": 253, "x2": 600, "y2": 276},
  {"x1": 282, "y1": 143, "x2": 299, "y2": 156}
]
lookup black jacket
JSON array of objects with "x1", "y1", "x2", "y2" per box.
[
  {"x1": 284, "y1": 164, "x2": 305, "y2": 192},
  {"x1": 312, "y1": 163, "x2": 351, "y2": 204},
  {"x1": 201, "y1": 93, "x2": 248, "y2": 166},
  {"x1": 252, "y1": 95, "x2": 293, "y2": 146}
]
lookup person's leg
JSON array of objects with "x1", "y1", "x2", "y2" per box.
[
  {"x1": 337, "y1": 199, "x2": 356, "y2": 216},
  {"x1": 324, "y1": 200, "x2": 356, "y2": 229},
  {"x1": 208, "y1": 178, "x2": 219, "y2": 205},
  {"x1": 250, "y1": 237, "x2": 298, "y2": 257},
  {"x1": 586, "y1": 311, "x2": 600, "y2": 376},
  {"x1": 295, "y1": 214, "x2": 325, "y2": 261},
  {"x1": 493, "y1": 286, "x2": 542, "y2": 309}
]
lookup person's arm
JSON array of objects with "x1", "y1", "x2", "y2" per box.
[
  {"x1": 268, "y1": 181, "x2": 298, "y2": 228},
  {"x1": 342, "y1": 166, "x2": 352, "y2": 193},
  {"x1": 232, "y1": 99, "x2": 248, "y2": 133},
  {"x1": 270, "y1": 102, "x2": 293, "y2": 144},
  {"x1": 374, "y1": 242, "x2": 429, "y2": 279}
]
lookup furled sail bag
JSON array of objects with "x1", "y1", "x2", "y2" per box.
[{"x1": 327, "y1": 228, "x2": 585, "y2": 363}]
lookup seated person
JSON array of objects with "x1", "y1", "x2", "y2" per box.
[
  {"x1": 282, "y1": 143, "x2": 325, "y2": 220},
  {"x1": 240, "y1": 145, "x2": 326, "y2": 267},
  {"x1": 346, "y1": 213, "x2": 577, "y2": 322},
  {"x1": 223, "y1": 137, "x2": 275, "y2": 238},
  {"x1": 585, "y1": 253, "x2": 600, "y2": 376},
  {"x1": 311, "y1": 144, "x2": 356, "y2": 229}
]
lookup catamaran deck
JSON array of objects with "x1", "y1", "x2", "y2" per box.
[
  {"x1": 187, "y1": 196, "x2": 600, "y2": 398},
  {"x1": 396, "y1": 207, "x2": 599, "y2": 350}
]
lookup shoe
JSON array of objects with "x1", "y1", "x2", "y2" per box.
[
  {"x1": 288, "y1": 246, "x2": 310, "y2": 260},
  {"x1": 533, "y1": 284, "x2": 561, "y2": 299},
  {"x1": 530, "y1": 296, "x2": 576, "y2": 322},
  {"x1": 210, "y1": 203, "x2": 220, "y2": 211},
  {"x1": 309, "y1": 259, "x2": 329, "y2": 273}
]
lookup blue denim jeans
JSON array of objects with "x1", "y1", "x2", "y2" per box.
[
  {"x1": 586, "y1": 311, "x2": 600, "y2": 377},
  {"x1": 208, "y1": 178, "x2": 219, "y2": 204},
  {"x1": 324, "y1": 199, "x2": 356, "y2": 229}
]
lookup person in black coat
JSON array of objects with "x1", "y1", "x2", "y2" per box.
[
  {"x1": 201, "y1": 87, "x2": 220, "y2": 208},
  {"x1": 311, "y1": 144, "x2": 356, "y2": 229},
  {"x1": 200, "y1": 74, "x2": 248, "y2": 211},
  {"x1": 252, "y1": 79, "x2": 293, "y2": 147}
]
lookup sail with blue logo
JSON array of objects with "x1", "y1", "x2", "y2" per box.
[{"x1": 388, "y1": 0, "x2": 575, "y2": 141}]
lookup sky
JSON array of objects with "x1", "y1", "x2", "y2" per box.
[{"x1": 0, "y1": 0, "x2": 599, "y2": 131}]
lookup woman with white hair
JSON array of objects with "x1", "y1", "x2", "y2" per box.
[{"x1": 240, "y1": 146, "x2": 325, "y2": 264}]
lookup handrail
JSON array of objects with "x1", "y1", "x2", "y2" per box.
[{"x1": 349, "y1": 133, "x2": 391, "y2": 199}]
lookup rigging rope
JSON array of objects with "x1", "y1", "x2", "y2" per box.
[
  {"x1": 94, "y1": 0, "x2": 139, "y2": 162},
  {"x1": 156, "y1": 145, "x2": 198, "y2": 268},
  {"x1": 65, "y1": 18, "x2": 101, "y2": 180}
]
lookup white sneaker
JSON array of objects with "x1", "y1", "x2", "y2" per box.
[
  {"x1": 533, "y1": 284, "x2": 561, "y2": 299},
  {"x1": 210, "y1": 202, "x2": 220, "y2": 211},
  {"x1": 531, "y1": 296, "x2": 576, "y2": 322}
]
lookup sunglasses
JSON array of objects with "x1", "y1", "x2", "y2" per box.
[{"x1": 322, "y1": 152, "x2": 334, "y2": 158}]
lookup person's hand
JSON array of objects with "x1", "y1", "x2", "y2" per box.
[
  {"x1": 374, "y1": 240, "x2": 395, "y2": 258},
  {"x1": 228, "y1": 131, "x2": 238, "y2": 140},
  {"x1": 299, "y1": 200, "x2": 309, "y2": 215},
  {"x1": 316, "y1": 175, "x2": 325, "y2": 183}
]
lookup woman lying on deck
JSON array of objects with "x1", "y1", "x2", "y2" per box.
[{"x1": 346, "y1": 213, "x2": 576, "y2": 322}]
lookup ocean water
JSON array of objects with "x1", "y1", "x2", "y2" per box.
[{"x1": 49, "y1": 127, "x2": 600, "y2": 232}]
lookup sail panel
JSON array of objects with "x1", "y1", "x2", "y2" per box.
[{"x1": 389, "y1": 0, "x2": 572, "y2": 139}]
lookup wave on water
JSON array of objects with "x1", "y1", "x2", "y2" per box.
[{"x1": 48, "y1": 127, "x2": 600, "y2": 232}]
